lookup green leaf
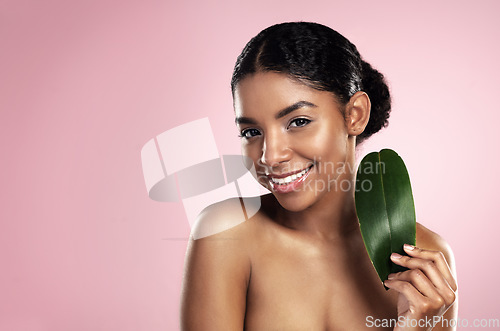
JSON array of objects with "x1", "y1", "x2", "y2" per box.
[{"x1": 355, "y1": 149, "x2": 416, "y2": 286}]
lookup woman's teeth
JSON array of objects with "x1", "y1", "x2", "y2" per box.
[{"x1": 270, "y1": 167, "x2": 311, "y2": 185}]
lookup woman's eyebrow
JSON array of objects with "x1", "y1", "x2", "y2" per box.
[
  {"x1": 275, "y1": 100, "x2": 317, "y2": 119},
  {"x1": 235, "y1": 100, "x2": 317, "y2": 125},
  {"x1": 235, "y1": 116, "x2": 256, "y2": 125}
]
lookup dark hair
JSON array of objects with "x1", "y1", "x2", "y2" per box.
[{"x1": 231, "y1": 21, "x2": 391, "y2": 144}]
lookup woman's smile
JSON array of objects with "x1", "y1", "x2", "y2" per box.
[{"x1": 267, "y1": 164, "x2": 314, "y2": 193}]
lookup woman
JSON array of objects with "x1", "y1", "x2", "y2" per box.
[{"x1": 181, "y1": 22, "x2": 457, "y2": 330}]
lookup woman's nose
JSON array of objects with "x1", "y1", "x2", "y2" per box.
[{"x1": 260, "y1": 132, "x2": 292, "y2": 167}]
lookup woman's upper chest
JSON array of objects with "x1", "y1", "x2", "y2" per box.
[{"x1": 244, "y1": 223, "x2": 398, "y2": 330}]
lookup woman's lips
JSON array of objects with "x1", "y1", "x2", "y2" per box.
[{"x1": 267, "y1": 165, "x2": 313, "y2": 193}]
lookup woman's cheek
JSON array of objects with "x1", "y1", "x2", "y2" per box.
[
  {"x1": 241, "y1": 141, "x2": 259, "y2": 162},
  {"x1": 241, "y1": 142, "x2": 270, "y2": 189},
  {"x1": 294, "y1": 128, "x2": 332, "y2": 157}
]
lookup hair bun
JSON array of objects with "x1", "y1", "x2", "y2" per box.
[{"x1": 358, "y1": 60, "x2": 391, "y2": 142}]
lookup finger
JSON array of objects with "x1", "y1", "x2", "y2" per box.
[
  {"x1": 387, "y1": 269, "x2": 441, "y2": 300},
  {"x1": 384, "y1": 278, "x2": 426, "y2": 311},
  {"x1": 384, "y1": 279, "x2": 448, "y2": 319},
  {"x1": 390, "y1": 253, "x2": 456, "y2": 306},
  {"x1": 391, "y1": 253, "x2": 450, "y2": 291},
  {"x1": 403, "y1": 244, "x2": 457, "y2": 291}
]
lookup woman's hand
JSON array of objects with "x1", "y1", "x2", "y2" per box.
[{"x1": 384, "y1": 244, "x2": 458, "y2": 331}]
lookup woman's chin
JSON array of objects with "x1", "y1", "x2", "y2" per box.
[{"x1": 271, "y1": 191, "x2": 316, "y2": 213}]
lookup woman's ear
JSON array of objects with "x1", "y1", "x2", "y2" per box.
[{"x1": 345, "y1": 91, "x2": 371, "y2": 136}]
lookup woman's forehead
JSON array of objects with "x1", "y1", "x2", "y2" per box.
[
  {"x1": 235, "y1": 73, "x2": 321, "y2": 111},
  {"x1": 234, "y1": 72, "x2": 341, "y2": 119}
]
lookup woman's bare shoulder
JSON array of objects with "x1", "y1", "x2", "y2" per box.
[
  {"x1": 190, "y1": 196, "x2": 262, "y2": 240},
  {"x1": 181, "y1": 197, "x2": 260, "y2": 329}
]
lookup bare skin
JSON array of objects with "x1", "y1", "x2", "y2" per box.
[{"x1": 180, "y1": 72, "x2": 458, "y2": 330}]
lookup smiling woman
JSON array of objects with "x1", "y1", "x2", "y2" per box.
[
  {"x1": 234, "y1": 72, "x2": 355, "y2": 211},
  {"x1": 180, "y1": 22, "x2": 457, "y2": 331}
]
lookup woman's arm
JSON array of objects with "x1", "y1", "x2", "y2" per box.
[
  {"x1": 384, "y1": 223, "x2": 458, "y2": 331},
  {"x1": 180, "y1": 201, "x2": 251, "y2": 331}
]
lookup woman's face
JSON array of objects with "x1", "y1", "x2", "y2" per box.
[{"x1": 234, "y1": 71, "x2": 355, "y2": 212}]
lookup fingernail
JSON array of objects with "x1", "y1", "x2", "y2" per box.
[
  {"x1": 404, "y1": 244, "x2": 415, "y2": 250},
  {"x1": 388, "y1": 273, "x2": 395, "y2": 279},
  {"x1": 391, "y1": 253, "x2": 402, "y2": 259}
]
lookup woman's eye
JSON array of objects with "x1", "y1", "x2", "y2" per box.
[
  {"x1": 289, "y1": 118, "x2": 311, "y2": 128},
  {"x1": 240, "y1": 128, "x2": 261, "y2": 139}
]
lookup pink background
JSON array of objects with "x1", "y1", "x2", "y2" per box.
[{"x1": 1, "y1": 0, "x2": 499, "y2": 330}]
